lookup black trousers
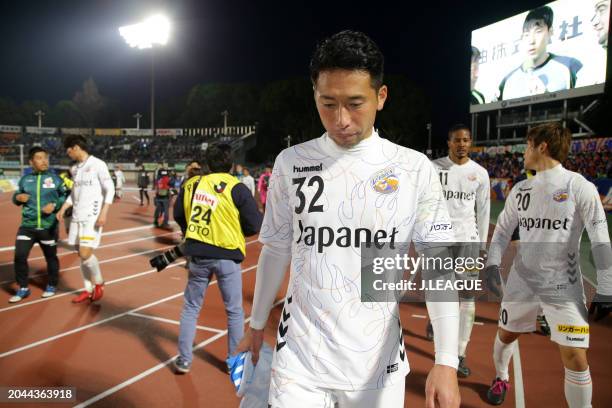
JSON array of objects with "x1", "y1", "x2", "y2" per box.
[
  {"x1": 14, "y1": 226, "x2": 60, "y2": 287},
  {"x1": 139, "y1": 188, "x2": 150, "y2": 204}
]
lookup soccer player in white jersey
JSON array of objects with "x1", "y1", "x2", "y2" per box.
[
  {"x1": 236, "y1": 30, "x2": 461, "y2": 408},
  {"x1": 57, "y1": 135, "x2": 115, "y2": 303},
  {"x1": 429, "y1": 124, "x2": 490, "y2": 378},
  {"x1": 483, "y1": 123, "x2": 612, "y2": 406}
]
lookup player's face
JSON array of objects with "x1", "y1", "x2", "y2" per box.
[
  {"x1": 592, "y1": 0, "x2": 610, "y2": 47},
  {"x1": 524, "y1": 140, "x2": 546, "y2": 170},
  {"x1": 521, "y1": 21, "x2": 551, "y2": 66},
  {"x1": 30, "y1": 152, "x2": 49, "y2": 172},
  {"x1": 448, "y1": 130, "x2": 472, "y2": 161},
  {"x1": 66, "y1": 145, "x2": 79, "y2": 161},
  {"x1": 314, "y1": 69, "x2": 387, "y2": 148},
  {"x1": 470, "y1": 59, "x2": 479, "y2": 90}
]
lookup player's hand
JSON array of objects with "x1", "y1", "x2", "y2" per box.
[
  {"x1": 425, "y1": 364, "x2": 460, "y2": 408},
  {"x1": 15, "y1": 193, "x2": 30, "y2": 203},
  {"x1": 41, "y1": 203, "x2": 56, "y2": 215},
  {"x1": 95, "y1": 213, "x2": 107, "y2": 227},
  {"x1": 483, "y1": 265, "x2": 502, "y2": 298},
  {"x1": 56, "y1": 209, "x2": 65, "y2": 221},
  {"x1": 589, "y1": 293, "x2": 612, "y2": 321},
  {"x1": 235, "y1": 327, "x2": 264, "y2": 365}
]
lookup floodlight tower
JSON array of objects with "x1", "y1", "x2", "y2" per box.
[{"x1": 119, "y1": 15, "x2": 170, "y2": 136}]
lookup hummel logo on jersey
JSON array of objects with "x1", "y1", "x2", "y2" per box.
[
  {"x1": 518, "y1": 217, "x2": 569, "y2": 231},
  {"x1": 293, "y1": 163, "x2": 323, "y2": 173},
  {"x1": 296, "y1": 220, "x2": 399, "y2": 253},
  {"x1": 519, "y1": 187, "x2": 533, "y2": 191}
]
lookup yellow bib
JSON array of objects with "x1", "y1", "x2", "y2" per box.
[{"x1": 183, "y1": 173, "x2": 245, "y2": 255}]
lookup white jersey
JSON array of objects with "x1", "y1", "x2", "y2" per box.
[
  {"x1": 432, "y1": 157, "x2": 490, "y2": 247},
  {"x1": 114, "y1": 170, "x2": 125, "y2": 188},
  {"x1": 489, "y1": 165, "x2": 612, "y2": 296},
  {"x1": 67, "y1": 156, "x2": 115, "y2": 222},
  {"x1": 260, "y1": 131, "x2": 454, "y2": 390}
]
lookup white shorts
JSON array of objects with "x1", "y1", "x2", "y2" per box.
[
  {"x1": 268, "y1": 371, "x2": 405, "y2": 408},
  {"x1": 68, "y1": 219, "x2": 103, "y2": 248},
  {"x1": 500, "y1": 268, "x2": 589, "y2": 348}
]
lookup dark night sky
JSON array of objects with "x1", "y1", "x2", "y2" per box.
[{"x1": 0, "y1": 0, "x2": 550, "y2": 138}]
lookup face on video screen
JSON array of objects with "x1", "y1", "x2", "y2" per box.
[{"x1": 470, "y1": 0, "x2": 609, "y2": 111}]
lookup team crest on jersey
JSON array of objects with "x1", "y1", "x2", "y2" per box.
[
  {"x1": 552, "y1": 189, "x2": 568, "y2": 202},
  {"x1": 467, "y1": 174, "x2": 477, "y2": 182},
  {"x1": 370, "y1": 167, "x2": 399, "y2": 194},
  {"x1": 42, "y1": 177, "x2": 55, "y2": 188}
]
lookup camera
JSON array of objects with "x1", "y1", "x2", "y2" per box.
[{"x1": 149, "y1": 245, "x2": 184, "y2": 272}]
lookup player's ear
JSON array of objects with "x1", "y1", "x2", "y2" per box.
[{"x1": 376, "y1": 85, "x2": 388, "y2": 111}]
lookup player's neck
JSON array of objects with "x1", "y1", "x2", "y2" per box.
[
  {"x1": 525, "y1": 52, "x2": 549, "y2": 70},
  {"x1": 77, "y1": 152, "x2": 89, "y2": 163},
  {"x1": 449, "y1": 154, "x2": 469, "y2": 165},
  {"x1": 532, "y1": 157, "x2": 560, "y2": 172}
]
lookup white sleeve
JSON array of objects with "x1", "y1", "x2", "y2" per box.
[
  {"x1": 574, "y1": 178, "x2": 612, "y2": 295},
  {"x1": 427, "y1": 301, "x2": 459, "y2": 368},
  {"x1": 477, "y1": 169, "x2": 491, "y2": 250},
  {"x1": 98, "y1": 161, "x2": 116, "y2": 204},
  {"x1": 414, "y1": 158, "x2": 459, "y2": 368},
  {"x1": 412, "y1": 159, "x2": 455, "y2": 244},
  {"x1": 249, "y1": 244, "x2": 292, "y2": 329},
  {"x1": 487, "y1": 185, "x2": 519, "y2": 267},
  {"x1": 258, "y1": 152, "x2": 293, "y2": 249}
]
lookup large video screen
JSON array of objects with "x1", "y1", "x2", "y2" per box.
[{"x1": 470, "y1": 0, "x2": 609, "y2": 112}]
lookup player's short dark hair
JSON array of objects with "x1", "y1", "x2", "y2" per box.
[
  {"x1": 526, "y1": 123, "x2": 571, "y2": 162},
  {"x1": 310, "y1": 30, "x2": 384, "y2": 90},
  {"x1": 448, "y1": 124, "x2": 471, "y2": 139},
  {"x1": 524, "y1": 6, "x2": 553, "y2": 30},
  {"x1": 187, "y1": 159, "x2": 201, "y2": 167},
  {"x1": 28, "y1": 146, "x2": 48, "y2": 160},
  {"x1": 471, "y1": 46, "x2": 480, "y2": 62},
  {"x1": 63, "y1": 135, "x2": 89, "y2": 152},
  {"x1": 206, "y1": 143, "x2": 233, "y2": 173}
]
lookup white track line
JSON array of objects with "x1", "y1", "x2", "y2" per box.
[
  {"x1": 512, "y1": 341, "x2": 525, "y2": 408},
  {"x1": 0, "y1": 224, "x2": 177, "y2": 253},
  {"x1": 0, "y1": 239, "x2": 258, "y2": 312},
  {"x1": 0, "y1": 245, "x2": 174, "y2": 285},
  {"x1": 0, "y1": 260, "x2": 186, "y2": 314},
  {"x1": 0, "y1": 264, "x2": 257, "y2": 358},
  {"x1": 74, "y1": 299, "x2": 284, "y2": 408},
  {"x1": 128, "y1": 312, "x2": 224, "y2": 334},
  {"x1": 0, "y1": 231, "x2": 178, "y2": 266}
]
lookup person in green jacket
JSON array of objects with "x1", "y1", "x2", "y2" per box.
[{"x1": 9, "y1": 147, "x2": 68, "y2": 303}]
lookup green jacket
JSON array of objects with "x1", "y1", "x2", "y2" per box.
[{"x1": 13, "y1": 171, "x2": 68, "y2": 230}]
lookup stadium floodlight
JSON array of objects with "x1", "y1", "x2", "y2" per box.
[
  {"x1": 118, "y1": 14, "x2": 170, "y2": 50},
  {"x1": 119, "y1": 14, "x2": 171, "y2": 134}
]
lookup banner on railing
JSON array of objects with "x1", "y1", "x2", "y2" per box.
[
  {"x1": 0, "y1": 125, "x2": 22, "y2": 133},
  {"x1": 94, "y1": 128, "x2": 122, "y2": 136},
  {"x1": 123, "y1": 129, "x2": 153, "y2": 136},
  {"x1": 25, "y1": 127, "x2": 57, "y2": 135},
  {"x1": 156, "y1": 129, "x2": 183, "y2": 137}
]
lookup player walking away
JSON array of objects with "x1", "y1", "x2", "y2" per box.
[
  {"x1": 483, "y1": 123, "x2": 612, "y2": 406},
  {"x1": 137, "y1": 165, "x2": 150, "y2": 206},
  {"x1": 241, "y1": 167, "x2": 255, "y2": 197},
  {"x1": 57, "y1": 135, "x2": 115, "y2": 303},
  {"x1": 114, "y1": 165, "x2": 125, "y2": 200},
  {"x1": 426, "y1": 124, "x2": 490, "y2": 378},
  {"x1": 236, "y1": 30, "x2": 461, "y2": 408},
  {"x1": 256, "y1": 164, "x2": 272, "y2": 212},
  {"x1": 154, "y1": 164, "x2": 171, "y2": 228},
  {"x1": 10, "y1": 147, "x2": 68, "y2": 303},
  {"x1": 172, "y1": 144, "x2": 262, "y2": 374}
]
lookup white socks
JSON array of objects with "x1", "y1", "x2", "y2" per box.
[
  {"x1": 564, "y1": 367, "x2": 592, "y2": 408},
  {"x1": 458, "y1": 300, "x2": 476, "y2": 357},
  {"x1": 81, "y1": 254, "x2": 103, "y2": 290},
  {"x1": 493, "y1": 332, "x2": 516, "y2": 381}
]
